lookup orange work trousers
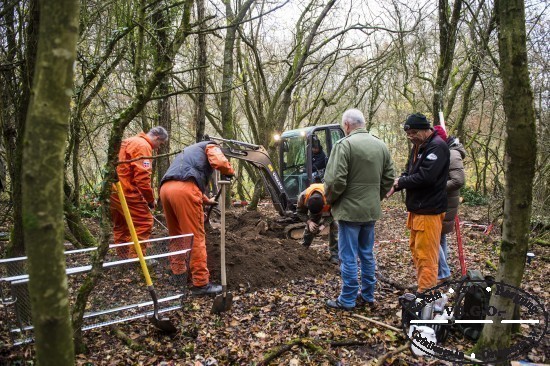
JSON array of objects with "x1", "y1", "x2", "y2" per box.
[
  {"x1": 407, "y1": 212, "x2": 445, "y2": 293},
  {"x1": 160, "y1": 180, "x2": 209, "y2": 287},
  {"x1": 110, "y1": 194, "x2": 153, "y2": 259}
]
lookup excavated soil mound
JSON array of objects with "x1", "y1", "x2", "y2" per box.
[{"x1": 204, "y1": 208, "x2": 335, "y2": 290}]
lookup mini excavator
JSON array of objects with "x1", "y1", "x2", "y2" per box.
[{"x1": 206, "y1": 123, "x2": 345, "y2": 239}]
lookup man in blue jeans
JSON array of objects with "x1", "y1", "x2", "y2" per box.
[{"x1": 323, "y1": 109, "x2": 395, "y2": 311}]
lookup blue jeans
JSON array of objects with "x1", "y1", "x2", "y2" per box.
[
  {"x1": 438, "y1": 233, "x2": 451, "y2": 280},
  {"x1": 337, "y1": 220, "x2": 376, "y2": 307}
]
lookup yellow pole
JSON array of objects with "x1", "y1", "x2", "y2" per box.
[{"x1": 115, "y1": 181, "x2": 153, "y2": 286}]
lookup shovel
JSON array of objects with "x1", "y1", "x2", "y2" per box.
[
  {"x1": 115, "y1": 181, "x2": 177, "y2": 333},
  {"x1": 211, "y1": 179, "x2": 233, "y2": 314}
]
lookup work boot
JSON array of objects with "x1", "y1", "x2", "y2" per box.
[
  {"x1": 190, "y1": 283, "x2": 222, "y2": 296},
  {"x1": 325, "y1": 299, "x2": 354, "y2": 312}
]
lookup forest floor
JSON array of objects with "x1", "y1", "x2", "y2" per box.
[{"x1": 0, "y1": 199, "x2": 548, "y2": 365}]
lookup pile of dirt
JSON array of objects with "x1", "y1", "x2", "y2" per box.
[{"x1": 204, "y1": 208, "x2": 335, "y2": 290}]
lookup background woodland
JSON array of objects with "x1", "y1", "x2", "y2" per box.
[{"x1": 0, "y1": 0, "x2": 548, "y2": 364}]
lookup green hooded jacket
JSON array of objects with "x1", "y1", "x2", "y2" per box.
[{"x1": 323, "y1": 128, "x2": 395, "y2": 222}]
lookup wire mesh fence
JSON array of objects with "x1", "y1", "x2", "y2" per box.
[{"x1": 0, "y1": 234, "x2": 192, "y2": 345}]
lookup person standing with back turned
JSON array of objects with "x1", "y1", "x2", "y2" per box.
[
  {"x1": 324, "y1": 108, "x2": 395, "y2": 311},
  {"x1": 160, "y1": 140, "x2": 235, "y2": 296}
]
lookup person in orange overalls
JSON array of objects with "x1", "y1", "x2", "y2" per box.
[
  {"x1": 160, "y1": 141, "x2": 235, "y2": 296},
  {"x1": 391, "y1": 114, "x2": 450, "y2": 295},
  {"x1": 296, "y1": 183, "x2": 338, "y2": 264},
  {"x1": 110, "y1": 127, "x2": 168, "y2": 259}
]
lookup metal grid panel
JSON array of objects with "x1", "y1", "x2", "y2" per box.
[{"x1": 0, "y1": 234, "x2": 193, "y2": 345}]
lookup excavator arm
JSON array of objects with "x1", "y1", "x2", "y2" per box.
[{"x1": 207, "y1": 136, "x2": 292, "y2": 216}]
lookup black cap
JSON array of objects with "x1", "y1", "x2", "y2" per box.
[
  {"x1": 307, "y1": 193, "x2": 324, "y2": 214},
  {"x1": 404, "y1": 113, "x2": 431, "y2": 130}
]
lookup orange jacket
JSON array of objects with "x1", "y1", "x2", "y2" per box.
[
  {"x1": 116, "y1": 132, "x2": 155, "y2": 203},
  {"x1": 202, "y1": 144, "x2": 235, "y2": 202},
  {"x1": 205, "y1": 144, "x2": 235, "y2": 176}
]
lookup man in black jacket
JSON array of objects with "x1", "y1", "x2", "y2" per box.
[
  {"x1": 390, "y1": 113, "x2": 450, "y2": 294},
  {"x1": 311, "y1": 138, "x2": 327, "y2": 172}
]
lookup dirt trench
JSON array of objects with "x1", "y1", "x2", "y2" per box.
[{"x1": 203, "y1": 208, "x2": 336, "y2": 290}]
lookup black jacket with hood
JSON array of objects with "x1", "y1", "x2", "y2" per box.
[{"x1": 396, "y1": 130, "x2": 450, "y2": 214}]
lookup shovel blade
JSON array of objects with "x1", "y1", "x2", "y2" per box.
[
  {"x1": 211, "y1": 292, "x2": 233, "y2": 314},
  {"x1": 150, "y1": 316, "x2": 177, "y2": 333}
]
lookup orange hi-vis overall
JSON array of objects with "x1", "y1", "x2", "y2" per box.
[
  {"x1": 160, "y1": 144, "x2": 235, "y2": 287},
  {"x1": 110, "y1": 132, "x2": 155, "y2": 259},
  {"x1": 407, "y1": 212, "x2": 445, "y2": 292}
]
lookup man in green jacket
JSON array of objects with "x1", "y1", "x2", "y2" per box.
[{"x1": 324, "y1": 108, "x2": 395, "y2": 311}]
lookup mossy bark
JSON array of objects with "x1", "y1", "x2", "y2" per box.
[
  {"x1": 474, "y1": 0, "x2": 537, "y2": 355},
  {"x1": 21, "y1": 0, "x2": 80, "y2": 364}
]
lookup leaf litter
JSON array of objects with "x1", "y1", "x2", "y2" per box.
[{"x1": 1, "y1": 200, "x2": 548, "y2": 365}]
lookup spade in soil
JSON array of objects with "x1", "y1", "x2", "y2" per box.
[{"x1": 212, "y1": 179, "x2": 233, "y2": 314}]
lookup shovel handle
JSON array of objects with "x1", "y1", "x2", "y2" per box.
[
  {"x1": 219, "y1": 180, "x2": 230, "y2": 288},
  {"x1": 115, "y1": 181, "x2": 153, "y2": 287}
]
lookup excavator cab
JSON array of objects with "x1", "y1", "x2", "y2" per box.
[
  {"x1": 279, "y1": 124, "x2": 344, "y2": 206},
  {"x1": 208, "y1": 123, "x2": 344, "y2": 217}
]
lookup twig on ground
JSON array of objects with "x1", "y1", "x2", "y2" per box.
[
  {"x1": 532, "y1": 238, "x2": 549, "y2": 247},
  {"x1": 485, "y1": 259, "x2": 497, "y2": 270},
  {"x1": 110, "y1": 326, "x2": 142, "y2": 351},
  {"x1": 375, "y1": 341, "x2": 410, "y2": 366},
  {"x1": 378, "y1": 274, "x2": 416, "y2": 291},
  {"x1": 329, "y1": 339, "x2": 368, "y2": 347},
  {"x1": 351, "y1": 314, "x2": 402, "y2": 333}
]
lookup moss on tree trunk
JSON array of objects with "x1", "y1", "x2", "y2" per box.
[
  {"x1": 21, "y1": 0, "x2": 80, "y2": 364},
  {"x1": 473, "y1": 0, "x2": 537, "y2": 355}
]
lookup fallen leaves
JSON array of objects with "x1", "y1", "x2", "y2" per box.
[{"x1": 2, "y1": 203, "x2": 548, "y2": 365}]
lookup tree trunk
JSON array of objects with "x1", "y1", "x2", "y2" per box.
[
  {"x1": 432, "y1": 0, "x2": 463, "y2": 125},
  {"x1": 195, "y1": 0, "x2": 207, "y2": 143},
  {"x1": 133, "y1": 0, "x2": 149, "y2": 131},
  {"x1": 22, "y1": 0, "x2": 79, "y2": 364},
  {"x1": 2, "y1": 0, "x2": 40, "y2": 259},
  {"x1": 64, "y1": 180, "x2": 96, "y2": 248},
  {"x1": 153, "y1": 4, "x2": 172, "y2": 187},
  {"x1": 220, "y1": 0, "x2": 254, "y2": 139},
  {"x1": 474, "y1": 0, "x2": 537, "y2": 354},
  {"x1": 0, "y1": 0, "x2": 40, "y2": 327}
]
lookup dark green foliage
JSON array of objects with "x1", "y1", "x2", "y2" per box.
[
  {"x1": 79, "y1": 187, "x2": 101, "y2": 218},
  {"x1": 461, "y1": 186, "x2": 488, "y2": 206}
]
